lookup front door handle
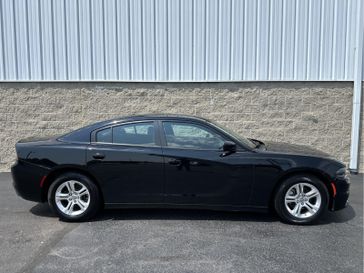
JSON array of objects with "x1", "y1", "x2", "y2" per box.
[{"x1": 92, "y1": 153, "x2": 105, "y2": 160}]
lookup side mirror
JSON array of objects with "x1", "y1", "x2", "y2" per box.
[{"x1": 221, "y1": 141, "x2": 236, "y2": 157}]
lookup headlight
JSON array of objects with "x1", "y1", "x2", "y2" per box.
[{"x1": 336, "y1": 167, "x2": 350, "y2": 181}]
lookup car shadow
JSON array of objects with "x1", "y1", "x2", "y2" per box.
[
  {"x1": 317, "y1": 204, "x2": 357, "y2": 225},
  {"x1": 29, "y1": 203, "x2": 356, "y2": 225},
  {"x1": 30, "y1": 203, "x2": 57, "y2": 218},
  {"x1": 29, "y1": 203, "x2": 278, "y2": 222}
]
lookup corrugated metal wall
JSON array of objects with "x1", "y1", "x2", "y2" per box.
[{"x1": 0, "y1": 0, "x2": 362, "y2": 81}]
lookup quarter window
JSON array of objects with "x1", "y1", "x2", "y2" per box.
[
  {"x1": 96, "y1": 127, "x2": 112, "y2": 143},
  {"x1": 163, "y1": 121, "x2": 225, "y2": 149}
]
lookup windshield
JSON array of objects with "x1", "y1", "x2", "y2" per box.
[{"x1": 209, "y1": 120, "x2": 256, "y2": 149}]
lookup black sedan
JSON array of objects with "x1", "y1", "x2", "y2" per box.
[{"x1": 11, "y1": 114, "x2": 350, "y2": 224}]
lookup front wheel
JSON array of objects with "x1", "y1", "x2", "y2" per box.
[
  {"x1": 48, "y1": 172, "x2": 101, "y2": 222},
  {"x1": 274, "y1": 174, "x2": 329, "y2": 225}
]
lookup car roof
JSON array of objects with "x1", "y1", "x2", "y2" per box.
[
  {"x1": 59, "y1": 114, "x2": 213, "y2": 143},
  {"x1": 100, "y1": 114, "x2": 212, "y2": 126}
]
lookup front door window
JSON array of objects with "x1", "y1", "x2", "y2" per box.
[{"x1": 162, "y1": 121, "x2": 225, "y2": 150}]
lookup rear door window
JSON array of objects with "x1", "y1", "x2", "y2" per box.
[{"x1": 112, "y1": 122, "x2": 156, "y2": 146}]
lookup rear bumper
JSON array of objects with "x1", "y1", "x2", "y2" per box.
[
  {"x1": 11, "y1": 160, "x2": 48, "y2": 202},
  {"x1": 331, "y1": 176, "x2": 350, "y2": 211}
]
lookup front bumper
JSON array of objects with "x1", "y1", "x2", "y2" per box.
[
  {"x1": 11, "y1": 160, "x2": 48, "y2": 202},
  {"x1": 331, "y1": 176, "x2": 350, "y2": 211}
]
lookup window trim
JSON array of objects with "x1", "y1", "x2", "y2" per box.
[
  {"x1": 91, "y1": 120, "x2": 161, "y2": 148},
  {"x1": 159, "y1": 120, "x2": 235, "y2": 151}
]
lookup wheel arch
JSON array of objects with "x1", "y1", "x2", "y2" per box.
[
  {"x1": 41, "y1": 166, "x2": 104, "y2": 204},
  {"x1": 269, "y1": 168, "x2": 334, "y2": 210}
]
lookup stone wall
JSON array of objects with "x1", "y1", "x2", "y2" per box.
[
  {"x1": 359, "y1": 83, "x2": 364, "y2": 173},
  {"x1": 0, "y1": 82, "x2": 358, "y2": 172}
]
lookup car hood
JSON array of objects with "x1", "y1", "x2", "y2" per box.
[{"x1": 261, "y1": 140, "x2": 333, "y2": 159}]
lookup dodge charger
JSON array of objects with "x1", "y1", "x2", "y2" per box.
[{"x1": 11, "y1": 114, "x2": 350, "y2": 224}]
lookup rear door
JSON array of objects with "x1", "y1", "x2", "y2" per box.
[
  {"x1": 86, "y1": 121, "x2": 165, "y2": 204},
  {"x1": 160, "y1": 120, "x2": 254, "y2": 206}
]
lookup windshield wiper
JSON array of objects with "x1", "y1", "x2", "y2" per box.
[{"x1": 248, "y1": 138, "x2": 265, "y2": 149}]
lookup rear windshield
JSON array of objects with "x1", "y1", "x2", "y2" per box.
[{"x1": 58, "y1": 125, "x2": 93, "y2": 143}]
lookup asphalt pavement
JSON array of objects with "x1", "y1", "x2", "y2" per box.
[{"x1": 0, "y1": 172, "x2": 363, "y2": 273}]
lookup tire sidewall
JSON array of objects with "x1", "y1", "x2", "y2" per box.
[
  {"x1": 48, "y1": 172, "x2": 100, "y2": 222},
  {"x1": 274, "y1": 175, "x2": 329, "y2": 225}
]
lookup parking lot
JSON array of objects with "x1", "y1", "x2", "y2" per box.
[{"x1": 0, "y1": 172, "x2": 362, "y2": 273}]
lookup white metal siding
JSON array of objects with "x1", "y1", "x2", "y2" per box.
[{"x1": 0, "y1": 0, "x2": 362, "y2": 81}]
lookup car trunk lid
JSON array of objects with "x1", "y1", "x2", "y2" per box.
[{"x1": 17, "y1": 135, "x2": 61, "y2": 143}]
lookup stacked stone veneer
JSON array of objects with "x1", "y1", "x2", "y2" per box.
[
  {"x1": 359, "y1": 83, "x2": 364, "y2": 173},
  {"x1": 0, "y1": 82, "x2": 358, "y2": 172}
]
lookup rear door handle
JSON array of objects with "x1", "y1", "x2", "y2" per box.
[
  {"x1": 92, "y1": 153, "x2": 105, "y2": 160},
  {"x1": 168, "y1": 159, "x2": 182, "y2": 166}
]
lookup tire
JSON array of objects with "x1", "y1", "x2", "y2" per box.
[
  {"x1": 274, "y1": 174, "x2": 329, "y2": 225},
  {"x1": 48, "y1": 172, "x2": 101, "y2": 222}
]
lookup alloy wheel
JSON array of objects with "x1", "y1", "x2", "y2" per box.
[
  {"x1": 284, "y1": 182, "x2": 322, "y2": 219},
  {"x1": 55, "y1": 180, "x2": 90, "y2": 216}
]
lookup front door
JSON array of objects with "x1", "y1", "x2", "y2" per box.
[
  {"x1": 161, "y1": 121, "x2": 254, "y2": 206},
  {"x1": 86, "y1": 121, "x2": 165, "y2": 204}
]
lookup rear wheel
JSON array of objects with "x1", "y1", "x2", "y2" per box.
[
  {"x1": 48, "y1": 172, "x2": 101, "y2": 222},
  {"x1": 274, "y1": 174, "x2": 329, "y2": 224}
]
